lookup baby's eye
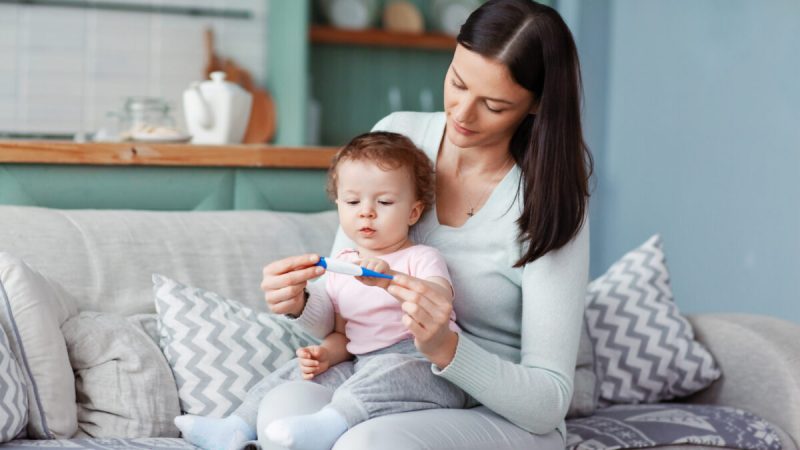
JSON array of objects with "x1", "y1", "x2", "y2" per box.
[
  {"x1": 345, "y1": 200, "x2": 359, "y2": 205},
  {"x1": 378, "y1": 200, "x2": 394, "y2": 206}
]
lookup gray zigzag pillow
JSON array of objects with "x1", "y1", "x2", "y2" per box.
[
  {"x1": 585, "y1": 235, "x2": 721, "y2": 405},
  {"x1": 153, "y1": 274, "x2": 317, "y2": 417},
  {"x1": 0, "y1": 325, "x2": 27, "y2": 443}
]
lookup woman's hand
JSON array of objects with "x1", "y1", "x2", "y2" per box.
[
  {"x1": 355, "y1": 256, "x2": 393, "y2": 290},
  {"x1": 261, "y1": 254, "x2": 324, "y2": 316},
  {"x1": 387, "y1": 274, "x2": 459, "y2": 368},
  {"x1": 296, "y1": 345, "x2": 331, "y2": 380}
]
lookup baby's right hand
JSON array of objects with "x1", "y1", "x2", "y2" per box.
[
  {"x1": 296, "y1": 345, "x2": 330, "y2": 380},
  {"x1": 356, "y1": 257, "x2": 393, "y2": 289}
]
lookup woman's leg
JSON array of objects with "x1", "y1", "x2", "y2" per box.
[{"x1": 333, "y1": 406, "x2": 565, "y2": 450}]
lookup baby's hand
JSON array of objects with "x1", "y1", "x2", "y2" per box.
[
  {"x1": 356, "y1": 257, "x2": 392, "y2": 289},
  {"x1": 296, "y1": 345, "x2": 330, "y2": 380}
]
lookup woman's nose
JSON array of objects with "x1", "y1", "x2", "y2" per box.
[{"x1": 453, "y1": 97, "x2": 477, "y2": 124}]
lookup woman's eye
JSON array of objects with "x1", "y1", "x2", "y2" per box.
[
  {"x1": 450, "y1": 79, "x2": 466, "y2": 90},
  {"x1": 485, "y1": 103, "x2": 503, "y2": 113}
]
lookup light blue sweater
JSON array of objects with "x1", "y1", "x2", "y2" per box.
[{"x1": 294, "y1": 112, "x2": 590, "y2": 438}]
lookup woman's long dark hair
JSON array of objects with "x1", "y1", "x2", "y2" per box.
[{"x1": 457, "y1": 0, "x2": 593, "y2": 267}]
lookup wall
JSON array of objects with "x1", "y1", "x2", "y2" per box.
[
  {"x1": 0, "y1": 0, "x2": 268, "y2": 137},
  {"x1": 574, "y1": 0, "x2": 800, "y2": 321}
]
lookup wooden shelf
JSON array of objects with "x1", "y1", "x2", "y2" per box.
[
  {"x1": 309, "y1": 25, "x2": 456, "y2": 51},
  {"x1": 0, "y1": 141, "x2": 338, "y2": 169}
]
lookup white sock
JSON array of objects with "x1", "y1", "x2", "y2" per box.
[
  {"x1": 174, "y1": 414, "x2": 255, "y2": 450},
  {"x1": 264, "y1": 407, "x2": 349, "y2": 450}
]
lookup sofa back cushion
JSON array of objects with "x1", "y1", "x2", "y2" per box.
[{"x1": 0, "y1": 206, "x2": 338, "y2": 315}]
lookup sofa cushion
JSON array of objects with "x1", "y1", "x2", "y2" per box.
[
  {"x1": 62, "y1": 311, "x2": 181, "y2": 438},
  {"x1": 585, "y1": 235, "x2": 721, "y2": 405},
  {"x1": 0, "y1": 253, "x2": 78, "y2": 439},
  {"x1": 565, "y1": 403, "x2": 783, "y2": 450},
  {"x1": 154, "y1": 274, "x2": 317, "y2": 417},
  {"x1": 1, "y1": 437, "x2": 197, "y2": 449},
  {"x1": 0, "y1": 324, "x2": 27, "y2": 443},
  {"x1": 0, "y1": 206, "x2": 338, "y2": 315},
  {"x1": 567, "y1": 318, "x2": 601, "y2": 418}
]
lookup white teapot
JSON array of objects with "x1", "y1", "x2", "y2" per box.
[{"x1": 183, "y1": 71, "x2": 252, "y2": 145}]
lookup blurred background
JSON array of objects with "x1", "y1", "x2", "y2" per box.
[{"x1": 0, "y1": 0, "x2": 797, "y2": 321}]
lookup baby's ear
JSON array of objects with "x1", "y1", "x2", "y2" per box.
[{"x1": 408, "y1": 200, "x2": 424, "y2": 225}]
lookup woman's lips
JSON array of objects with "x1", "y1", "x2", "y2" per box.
[{"x1": 452, "y1": 120, "x2": 477, "y2": 136}]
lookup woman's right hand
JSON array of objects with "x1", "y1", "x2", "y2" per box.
[{"x1": 261, "y1": 254, "x2": 324, "y2": 316}]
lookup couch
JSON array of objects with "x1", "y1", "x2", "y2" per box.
[{"x1": 1, "y1": 204, "x2": 798, "y2": 450}]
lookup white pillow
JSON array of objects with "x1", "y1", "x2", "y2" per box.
[
  {"x1": 153, "y1": 274, "x2": 316, "y2": 417},
  {"x1": 0, "y1": 252, "x2": 79, "y2": 438},
  {"x1": 0, "y1": 324, "x2": 27, "y2": 443}
]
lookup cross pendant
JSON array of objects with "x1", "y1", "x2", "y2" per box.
[{"x1": 467, "y1": 209, "x2": 475, "y2": 217}]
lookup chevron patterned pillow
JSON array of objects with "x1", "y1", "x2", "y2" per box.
[
  {"x1": 0, "y1": 325, "x2": 27, "y2": 443},
  {"x1": 153, "y1": 274, "x2": 317, "y2": 417},
  {"x1": 584, "y1": 235, "x2": 721, "y2": 405}
]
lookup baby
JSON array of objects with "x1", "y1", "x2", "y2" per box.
[{"x1": 175, "y1": 131, "x2": 467, "y2": 450}]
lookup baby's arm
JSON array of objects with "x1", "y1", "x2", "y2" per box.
[{"x1": 296, "y1": 313, "x2": 352, "y2": 380}]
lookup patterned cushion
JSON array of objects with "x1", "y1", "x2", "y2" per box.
[
  {"x1": 0, "y1": 325, "x2": 27, "y2": 443},
  {"x1": 585, "y1": 235, "x2": 721, "y2": 404},
  {"x1": 566, "y1": 403, "x2": 783, "y2": 450},
  {"x1": 153, "y1": 274, "x2": 316, "y2": 417},
  {"x1": 1, "y1": 437, "x2": 196, "y2": 449}
]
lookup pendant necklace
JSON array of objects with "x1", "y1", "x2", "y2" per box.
[{"x1": 463, "y1": 156, "x2": 513, "y2": 217}]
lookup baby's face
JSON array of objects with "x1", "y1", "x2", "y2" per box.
[{"x1": 335, "y1": 159, "x2": 422, "y2": 256}]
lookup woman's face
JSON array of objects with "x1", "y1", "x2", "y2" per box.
[{"x1": 443, "y1": 44, "x2": 536, "y2": 149}]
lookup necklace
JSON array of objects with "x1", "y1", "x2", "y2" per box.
[{"x1": 461, "y1": 156, "x2": 513, "y2": 217}]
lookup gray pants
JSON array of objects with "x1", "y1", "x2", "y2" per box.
[{"x1": 234, "y1": 339, "x2": 471, "y2": 429}]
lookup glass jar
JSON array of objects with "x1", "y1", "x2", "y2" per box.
[{"x1": 122, "y1": 97, "x2": 175, "y2": 133}]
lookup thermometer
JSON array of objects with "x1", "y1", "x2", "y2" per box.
[{"x1": 315, "y1": 257, "x2": 394, "y2": 279}]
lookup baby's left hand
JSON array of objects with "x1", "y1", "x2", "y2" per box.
[{"x1": 356, "y1": 257, "x2": 392, "y2": 289}]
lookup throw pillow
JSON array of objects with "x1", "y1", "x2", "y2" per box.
[
  {"x1": 61, "y1": 311, "x2": 181, "y2": 438},
  {"x1": 0, "y1": 325, "x2": 27, "y2": 443},
  {"x1": 0, "y1": 252, "x2": 79, "y2": 439},
  {"x1": 584, "y1": 235, "x2": 721, "y2": 405},
  {"x1": 153, "y1": 274, "x2": 317, "y2": 417}
]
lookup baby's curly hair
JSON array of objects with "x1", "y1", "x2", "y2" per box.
[{"x1": 326, "y1": 131, "x2": 435, "y2": 211}]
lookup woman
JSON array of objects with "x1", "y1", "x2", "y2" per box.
[{"x1": 262, "y1": 0, "x2": 592, "y2": 448}]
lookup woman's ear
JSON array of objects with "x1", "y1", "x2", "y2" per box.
[{"x1": 408, "y1": 200, "x2": 424, "y2": 226}]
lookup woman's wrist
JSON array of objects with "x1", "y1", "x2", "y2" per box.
[
  {"x1": 285, "y1": 288, "x2": 309, "y2": 319},
  {"x1": 429, "y1": 331, "x2": 459, "y2": 369}
]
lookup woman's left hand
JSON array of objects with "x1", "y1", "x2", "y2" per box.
[{"x1": 387, "y1": 274, "x2": 459, "y2": 368}]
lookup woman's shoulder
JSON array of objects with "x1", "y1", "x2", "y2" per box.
[
  {"x1": 371, "y1": 111, "x2": 442, "y2": 133},
  {"x1": 372, "y1": 111, "x2": 446, "y2": 161}
]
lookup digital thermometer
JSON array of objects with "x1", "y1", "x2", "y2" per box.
[{"x1": 315, "y1": 257, "x2": 394, "y2": 279}]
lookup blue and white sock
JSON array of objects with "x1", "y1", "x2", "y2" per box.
[
  {"x1": 264, "y1": 407, "x2": 349, "y2": 450},
  {"x1": 174, "y1": 414, "x2": 255, "y2": 450}
]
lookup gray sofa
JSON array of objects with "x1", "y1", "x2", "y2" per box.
[{"x1": 0, "y1": 205, "x2": 798, "y2": 450}]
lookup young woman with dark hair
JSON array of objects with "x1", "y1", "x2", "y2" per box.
[{"x1": 182, "y1": 1, "x2": 593, "y2": 449}]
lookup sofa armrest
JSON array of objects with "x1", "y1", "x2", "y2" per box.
[{"x1": 685, "y1": 313, "x2": 800, "y2": 446}]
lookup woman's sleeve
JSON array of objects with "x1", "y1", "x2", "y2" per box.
[{"x1": 434, "y1": 219, "x2": 590, "y2": 434}]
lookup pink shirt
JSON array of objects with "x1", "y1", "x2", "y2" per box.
[{"x1": 326, "y1": 245, "x2": 458, "y2": 355}]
